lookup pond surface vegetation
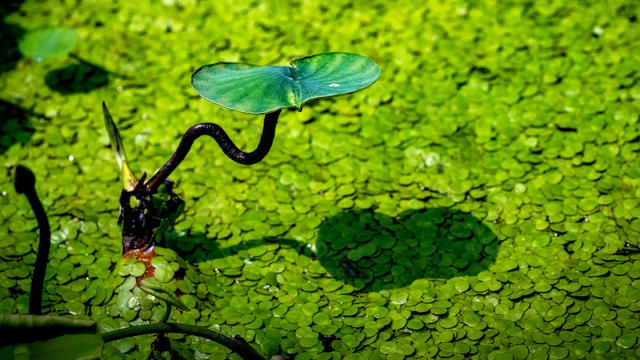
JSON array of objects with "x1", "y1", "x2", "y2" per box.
[{"x1": 1, "y1": 0, "x2": 639, "y2": 359}]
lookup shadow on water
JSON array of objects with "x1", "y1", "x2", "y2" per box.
[
  {"x1": 45, "y1": 61, "x2": 110, "y2": 94},
  {"x1": 161, "y1": 207, "x2": 499, "y2": 292},
  {"x1": 0, "y1": 1, "x2": 25, "y2": 74},
  {"x1": 0, "y1": 100, "x2": 35, "y2": 154},
  {"x1": 315, "y1": 208, "x2": 498, "y2": 292}
]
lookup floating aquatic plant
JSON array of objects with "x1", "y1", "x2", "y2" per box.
[
  {"x1": 18, "y1": 26, "x2": 78, "y2": 62},
  {"x1": 7, "y1": 167, "x2": 268, "y2": 360},
  {"x1": 104, "y1": 52, "x2": 380, "y2": 254}
]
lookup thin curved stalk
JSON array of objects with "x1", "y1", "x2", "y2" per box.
[
  {"x1": 14, "y1": 165, "x2": 50, "y2": 315},
  {"x1": 145, "y1": 110, "x2": 280, "y2": 193},
  {"x1": 102, "y1": 323, "x2": 266, "y2": 360}
]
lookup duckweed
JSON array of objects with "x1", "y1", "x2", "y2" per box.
[{"x1": 2, "y1": 0, "x2": 640, "y2": 359}]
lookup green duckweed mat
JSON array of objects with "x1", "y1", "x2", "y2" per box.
[{"x1": 1, "y1": 0, "x2": 640, "y2": 359}]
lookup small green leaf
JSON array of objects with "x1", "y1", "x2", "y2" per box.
[
  {"x1": 617, "y1": 333, "x2": 637, "y2": 348},
  {"x1": 192, "y1": 52, "x2": 380, "y2": 114},
  {"x1": 18, "y1": 26, "x2": 78, "y2": 61}
]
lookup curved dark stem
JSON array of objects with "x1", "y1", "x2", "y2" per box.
[
  {"x1": 145, "y1": 110, "x2": 280, "y2": 193},
  {"x1": 102, "y1": 323, "x2": 266, "y2": 360},
  {"x1": 14, "y1": 165, "x2": 50, "y2": 315}
]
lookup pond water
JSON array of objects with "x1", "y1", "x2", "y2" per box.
[{"x1": 1, "y1": 0, "x2": 639, "y2": 359}]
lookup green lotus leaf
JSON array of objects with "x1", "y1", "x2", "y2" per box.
[
  {"x1": 191, "y1": 52, "x2": 380, "y2": 114},
  {"x1": 19, "y1": 26, "x2": 78, "y2": 61}
]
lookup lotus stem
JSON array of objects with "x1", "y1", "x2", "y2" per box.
[
  {"x1": 102, "y1": 323, "x2": 266, "y2": 360},
  {"x1": 145, "y1": 110, "x2": 280, "y2": 193},
  {"x1": 14, "y1": 165, "x2": 50, "y2": 315}
]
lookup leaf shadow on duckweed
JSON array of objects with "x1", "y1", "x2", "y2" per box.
[
  {"x1": 45, "y1": 61, "x2": 109, "y2": 94},
  {"x1": 0, "y1": 1, "x2": 25, "y2": 75},
  {"x1": 314, "y1": 208, "x2": 498, "y2": 292},
  {"x1": 161, "y1": 207, "x2": 498, "y2": 293},
  {"x1": 0, "y1": 100, "x2": 35, "y2": 154}
]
